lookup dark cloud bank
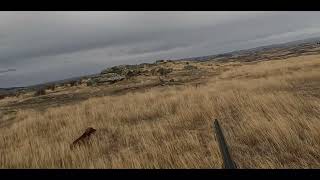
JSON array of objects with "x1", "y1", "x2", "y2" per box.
[{"x1": 1, "y1": 11, "x2": 320, "y2": 88}]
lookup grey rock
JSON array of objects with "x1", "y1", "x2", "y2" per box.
[
  {"x1": 96, "y1": 73, "x2": 125, "y2": 84},
  {"x1": 184, "y1": 65, "x2": 198, "y2": 70},
  {"x1": 157, "y1": 68, "x2": 173, "y2": 76}
]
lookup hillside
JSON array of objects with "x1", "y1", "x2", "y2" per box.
[{"x1": 1, "y1": 41, "x2": 320, "y2": 168}]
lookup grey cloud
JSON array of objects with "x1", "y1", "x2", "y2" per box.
[
  {"x1": 0, "y1": 68, "x2": 16, "y2": 74},
  {"x1": 1, "y1": 11, "x2": 320, "y2": 87},
  {"x1": 0, "y1": 12, "x2": 275, "y2": 66}
]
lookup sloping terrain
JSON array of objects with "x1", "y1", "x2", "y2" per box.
[{"x1": 0, "y1": 49, "x2": 320, "y2": 168}]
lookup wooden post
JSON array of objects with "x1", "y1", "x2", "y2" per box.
[{"x1": 213, "y1": 119, "x2": 237, "y2": 169}]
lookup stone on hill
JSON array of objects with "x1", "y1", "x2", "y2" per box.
[
  {"x1": 101, "y1": 64, "x2": 144, "y2": 76},
  {"x1": 86, "y1": 79, "x2": 97, "y2": 86},
  {"x1": 155, "y1": 60, "x2": 165, "y2": 64},
  {"x1": 34, "y1": 88, "x2": 46, "y2": 96},
  {"x1": 157, "y1": 67, "x2": 173, "y2": 76},
  {"x1": 126, "y1": 69, "x2": 141, "y2": 78},
  {"x1": 96, "y1": 73, "x2": 125, "y2": 84},
  {"x1": 184, "y1": 65, "x2": 198, "y2": 70},
  {"x1": 101, "y1": 65, "x2": 128, "y2": 75}
]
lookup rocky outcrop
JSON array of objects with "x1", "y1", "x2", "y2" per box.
[
  {"x1": 155, "y1": 60, "x2": 165, "y2": 64},
  {"x1": 101, "y1": 65, "x2": 128, "y2": 75},
  {"x1": 184, "y1": 65, "x2": 198, "y2": 70},
  {"x1": 99, "y1": 64, "x2": 148, "y2": 82},
  {"x1": 34, "y1": 88, "x2": 46, "y2": 96},
  {"x1": 157, "y1": 67, "x2": 173, "y2": 76},
  {"x1": 95, "y1": 73, "x2": 125, "y2": 84},
  {"x1": 46, "y1": 84, "x2": 56, "y2": 91},
  {"x1": 126, "y1": 69, "x2": 141, "y2": 78},
  {"x1": 101, "y1": 64, "x2": 143, "y2": 75},
  {"x1": 69, "y1": 80, "x2": 79, "y2": 87},
  {"x1": 150, "y1": 67, "x2": 173, "y2": 76}
]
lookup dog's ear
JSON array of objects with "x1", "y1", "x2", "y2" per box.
[{"x1": 86, "y1": 127, "x2": 96, "y2": 134}]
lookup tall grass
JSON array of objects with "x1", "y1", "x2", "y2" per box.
[{"x1": 1, "y1": 56, "x2": 320, "y2": 168}]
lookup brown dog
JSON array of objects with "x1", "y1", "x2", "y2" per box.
[{"x1": 70, "y1": 127, "x2": 96, "y2": 150}]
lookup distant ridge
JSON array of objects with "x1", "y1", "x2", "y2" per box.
[
  {"x1": 179, "y1": 36, "x2": 320, "y2": 62},
  {"x1": 2, "y1": 36, "x2": 320, "y2": 92},
  {"x1": 0, "y1": 73, "x2": 99, "y2": 95}
]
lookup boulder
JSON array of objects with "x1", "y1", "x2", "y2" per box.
[
  {"x1": 101, "y1": 65, "x2": 128, "y2": 75},
  {"x1": 157, "y1": 67, "x2": 173, "y2": 76},
  {"x1": 151, "y1": 68, "x2": 157, "y2": 76},
  {"x1": 184, "y1": 65, "x2": 198, "y2": 70},
  {"x1": 155, "y1": 60, "x2": 165, "y2": 64},
  {"x1": 139, "y1": 63, "x2": 154, "y2": 68},
  {"x1": 96, "y1": 73, "x2": 125, "y2": 84},
  {"x1": 126, "y1": 69, "x2": 141, "y2": 78},
  {"x1": 101, "y1": 64, "x2": 144, "y2": 78},
  {"x1": 46, "y1": 84, "x2": 56, "y2": 91},
  {"x1": 86, "y1": 79, "x2": 97, "y2": 86},
  {"x1": 34, "y1": 88, "x2": 46, "y2": 96},
  {"x1": 69, "y1": 80, "x2": 79, "y2": 87}
]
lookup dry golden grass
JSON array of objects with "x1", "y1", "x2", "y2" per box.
[{"x1": 1, "y1": 55, "x2": 320, "y2": 168}]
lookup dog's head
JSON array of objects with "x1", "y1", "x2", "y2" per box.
[{"x1": 85, "y1": 127, "x2": 96, "y2": 134}]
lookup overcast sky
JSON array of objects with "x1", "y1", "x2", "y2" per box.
[{"x1": 1, "y1": 11, "x2": 320, "y2": 88}]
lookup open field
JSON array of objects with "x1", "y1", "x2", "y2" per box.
[{"x1": 0, "y1": 53, "x2": 320, "y2": 168}]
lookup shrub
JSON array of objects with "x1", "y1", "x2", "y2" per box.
[
  {"x1": 101, "y1": 65, "x2": 128, "y2": 75},
  {"x1": 47, "y1": 84, "x2": 56, "y2": 91},
  {"x1": 126, "y1": 69, "x2": 141, "y2": 78},
  {"x1": 34, "y1": 88, "x2": 46, "y2": 96},
  {"x1": 157, "y1": 68, "x2": 173, "y2": 76},
  {"x1": 155, "y1": 60, "x2": 165, "y2": 64},
  {"x1": 184, "y1": 65, "x2": 198, "y2": 70},
  {"x1": 70, "y1": 81, "x2": 78, "y2": 87},
  {"x1": 151, "y1": 68, "x2": 157, "y2": 76},
  {"x1": 0, "y1": 94, "x2": 5, "y2": 100},
  {"x1": 86, "y1": 80, "x2": 97, "y2": 87}
]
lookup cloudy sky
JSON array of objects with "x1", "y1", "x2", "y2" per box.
[{"x1": 1, "y1": 11, "x2": 320, "y2": 88}]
